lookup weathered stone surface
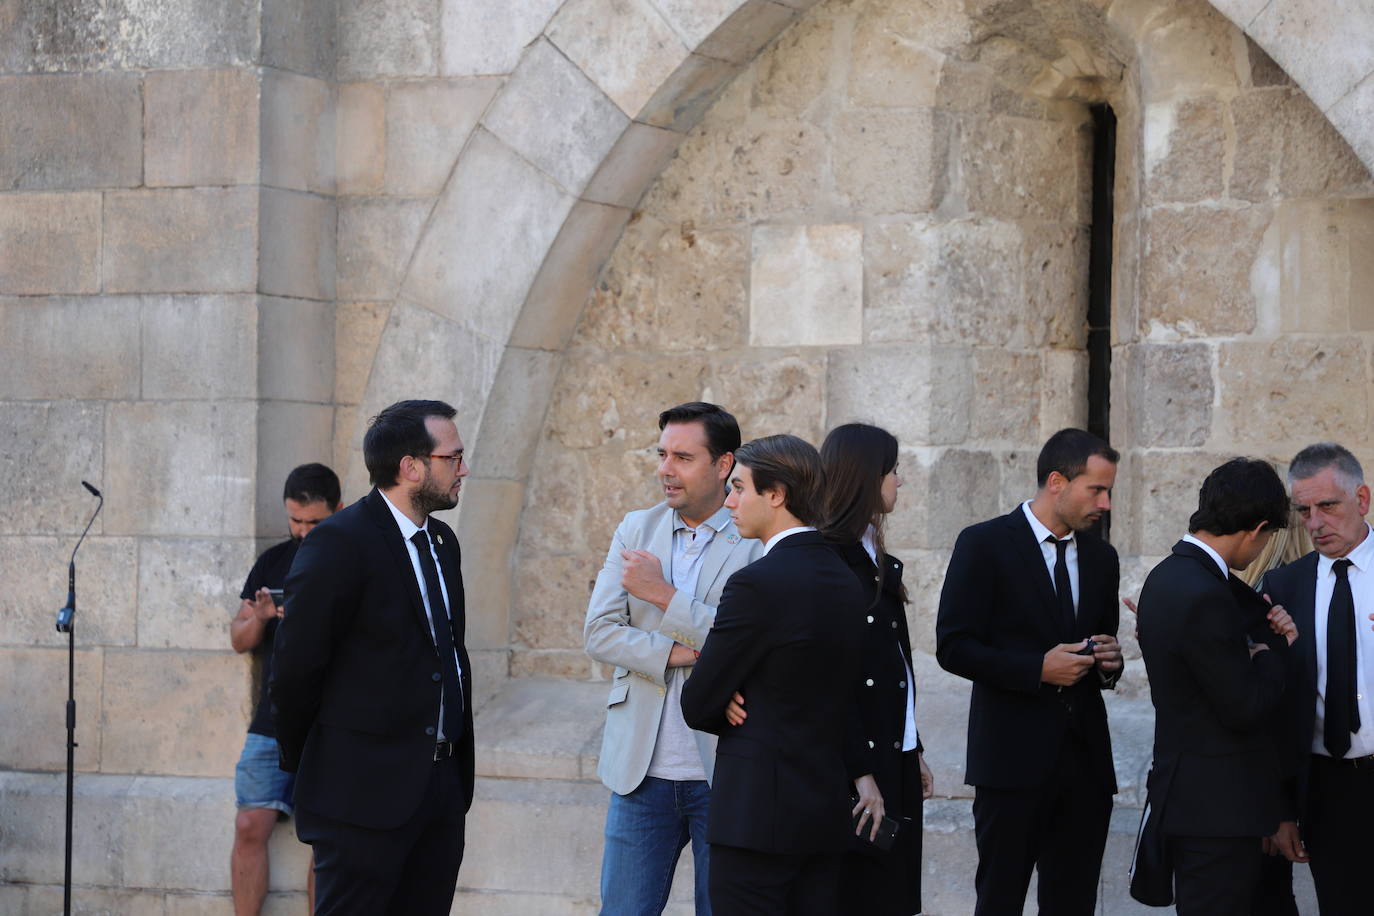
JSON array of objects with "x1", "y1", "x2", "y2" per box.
[
  {"x1": 1139, "y1": 204, "x2": 1271, "y2": 337},
  {"x1": 259, "y1": 188, "x2": 336, "y2": 301},
  {"x1": 1126, "y1": 342, "x2": 1214, "y2": 447},
  {"x1": 1040, "y1": 348, "x2": 1089, "y2": 437},
  {"x1": 0, "y1": 192, "x2": 101, "y2": 294},
  {"x1": 334, "y1": 301, "x2": 390, "y2": 404},
  {"x1": 969, "y1": 349, "x2": 1041, "y2": 443},
  {"x1": 0, "y1": 73, "x2": 141, "y2": 190},
  {"x1": 547, "y1": 0, "x2": 691, "y2": 117},
  {"x1": 1024, "y1": 222, "x2": 1090, "y2": 348},
  {"x1": 705, "y1": 349, "x2": 828, "y2": 444},
  {"x1": 104, "y1": 401, "x2": 256, "y2": 538},
  {"x1": 0, "y1": 296, "x2": 140, "y2": 399},
  {"x1": 885, "y1": 448, "x2": 1002, "y2": 551},
  {"x1": 385, "y1": 77, "x2": 497, "y2": 195},
  {"x1": 471, "y1": 680, "x2": 605, "y2": 779},
  {"x1": 257, "y1": 295, "x2": 336, "y2": 404},
  {"x1": 1219, "y1": 336, "x2": 1369, "y2": 451},
  {"x1": 827, "y1": 345, "x2": 972, "y2": 447},
  {"x1": 255, "y1": 401, "x2": 336, "y2": 537},
  {"x1": 1256, "y1": 199, "x2": 1374, "y2": 333},
  {"x1": 484, "y1": 38, "x2": 629, "y2": 196},
  {"x1": 263, "y1": 0, "x2": 337, "y2": 79},
  {"x1": 1329, "y1": 71, "x2": 1374, "y2": 177},
  {"x1": 1231, "y1": 87, "x2": 1373, "y2": 202},
  {"x1": 440, "y1": 0, "x2": 561, "y2": 76},
  {"x1": 1122, "y1": 449, "x2": 1233, "y2": 556},
  {"x1": 510, "y1": 647, "x2": 602, "y2": 679},
  {"x1": 400, "y1": 129, "x2": 574, "y2": 340},
  {"x1": 100, "y1": 650, "x2": 250, "y2": 777},
  {"x1": 1137, "y1": 0, "x2": 1241, "y2": 101},
  {"x1": 693, "y1": 1, "x2": 798, "y2": 66},
  {"x1": 465, "y1": 346, "x2": 561, "y2": 481},
  {"x1": 337, "y1": 0, "x2": 438, "y2": 79},
  {"x1": 141, "y1": 295, "x2": 258, "y2": 400},
  {"x1": 834, "y1": 108, "x2": 948, "y2": 214},
  {"x1": 1143, "y1": 96, "x2": 1226, "y2": 203},
  {"x1": 138, "y1": 538, "x2": 257, "y2": 651},
  {"x1": 104, "y1": 189, "x2": 257, "y2": 294},
  {"x1": 145, "y1": 69, "x2": 259, "y2": 188},
  {"x1": 1248, "y1": 0, "x2": 1374, "y2": 113},
  {"x1": 0, "y1": 536, "x2": 135, "y2": 648},
  {"x1": 749, "y1": 223, "x2": 861, "y2": 347},
  {"x1": 512, "y1": 550, "x2": 599, "y2": 653},
  {"x1": 0, "y1": 401, "x2": 103, "y2": 536},
  {"x1": 336, "y1": 197, "x2": 430, "y2": 301},
  {"x1": 960, "y1": 113, "x2": 1086, "y2": 221},
  {"x1": 261, "y1": 68, "x2": 335, "y2": 194},
  {"x1": 452, "y1": 478, "x2": 523, "y2": 649},
  {"x1": 1245, "y1": 35, "x2": 1292, "y2": 87},
  {"x1": 848, "y1": 0, "x2": 946, "y2": 108},
  {"x1": 637, "y1": 52, "x2": 742, "y2": 133},
  {"x1": 520, "y1": 443, "x2": 662, "y2": 555},
  {"x1": 543, "y1": 350, "x2": 711, "y2": 451},
  {"x1": 336, "y1": 82, "x2": 385, "y2": 194},
  {"x1": 749, "y1": 4, "x2": 832, "y2": 116}
]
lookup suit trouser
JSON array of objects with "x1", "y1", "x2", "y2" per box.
[
  {"x1": 1168, "y1": 835, "x2": 1263, "y2": 916},
  {"x1": 1250, "y1": 852, "x2": 1299, "y2": 916},
  {"x1": 1306, "y1": 753, "x2": 1374, "y2": 916},
  {"x1": 971, "y1": 731, "x2": 1112, "y2": 916},
  {"x1": 708, "y1": 844, "x2": 841, "y2": 916},
  {"x1": 296, "y1": 754, "x2": 466, "y2": 915}
]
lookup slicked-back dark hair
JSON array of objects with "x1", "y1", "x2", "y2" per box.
[
  {"x1": 364, "y1": 399, "x2": 457, "y2": 488},
  {"x1": 1037, "y1": 428, "x2": 1120, "y2": 487},
  {"x1": 735, "y1": 434, "x2": 824, "y2": 527},
  {"x1": 658, "y1": 402, "x2": 741, "y2": 462},
  {"x1": 1188, "y1": 457, "x2": 1290, "y2": 536},
  {"x1": 283, "y1": 463, "x2": 341, "y2": 508}
]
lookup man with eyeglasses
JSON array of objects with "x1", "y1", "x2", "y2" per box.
[{"x1": 272, "y1": 400, "x2": 474, "y2": 914}]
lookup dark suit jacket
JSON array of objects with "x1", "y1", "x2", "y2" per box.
[
  {"x1": 935, "y1": 508, "x2": 1119, "y2": 791},
  {"x1": 1137, "y1": 540, "x2": 1288, "y2": 837},
  {"x1": 270, "y1": 488, "x2": 475, "y2": 831},
  {"x1": 1261, "y1": 552, "x2": 1323, "y2": 827},
  {"x1": 681, "y1": 530, "x2": 867, "y2": 856}
]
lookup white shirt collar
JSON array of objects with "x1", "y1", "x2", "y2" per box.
[
  {"x1": 379, "y1": 488, "x2": 425, "y2": 540},
  {"x1": 1022, "y1": 500, "x2": 1071, "y2": 545},
  {"x1": 1317, "y1": 522, "x2": 1374, "y2": 576},
  {"x1": 764, "y1": 526, "x2": 816, "y2": 555},
  {"x1": 861, "y1": 524, "x2": 879, "y2": 565},
  {"x1": 1182, "y1": 533, "x2": 1230, "y2": 578}
]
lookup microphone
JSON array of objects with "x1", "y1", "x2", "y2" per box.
[
  {"x1": 82, "y1": 481, "x2": 101, "y2": 499},
  {"x1": 57, "y1": 482, "x2": 104, "y2": 632}
]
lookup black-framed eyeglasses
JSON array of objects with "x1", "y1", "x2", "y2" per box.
[{"x1": 427, "y1": 453, "x2": 464, "y2": 465}]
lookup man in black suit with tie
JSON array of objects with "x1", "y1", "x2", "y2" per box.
[
  {"x1": 1136, "y1": 458, "x2": 1298, "y2": 914},
  {"x1": 271, "y1": 399, "x2": 474, "y2": 914},
  {"x1": 936, "y1": 428, "x2": 1123, "y2": 915},
  {"x1": 681, "y1": 434, "x2": 867, "y2": 915},
  {"x1": 1264, "y1": 442, "x2": 1374, "y2": 915}
]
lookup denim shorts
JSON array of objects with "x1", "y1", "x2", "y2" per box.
[{"x1": 234, "y1": 732, "x2": 295, "y2": 816}]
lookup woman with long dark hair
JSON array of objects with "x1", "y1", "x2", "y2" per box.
[{"x1": 820, "y1": 423, "x2": 931, "y2": 915}]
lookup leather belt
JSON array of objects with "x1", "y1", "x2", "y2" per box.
[
  {"x1": 1313, "y1": 751, "x2": 1374, "y2": 768},
  {"x1": 433, "y1": 739, "x2": 456, "y2": 761}
]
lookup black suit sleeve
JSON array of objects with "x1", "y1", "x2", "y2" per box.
[
  {"x1": 680, "y1": 571, "x2": 771, "y2": 736},
  {"x1": 1178, "y1": 588, "x2": 1287, "y2": 733}
]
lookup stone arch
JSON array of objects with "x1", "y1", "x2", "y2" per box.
[{"x1": 352, "y1": 0, "x2": 1374, "y2": 677}]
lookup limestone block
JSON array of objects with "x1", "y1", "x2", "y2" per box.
[
  {"x1": 466, "y1": 346, "x2": 561, "y2": 480},
  {"x1": 484, "y1": 38, "x2": 630, "y2": 196},
  {"x1": 103, "y1": 189, "x2": 257, "y2": 294},
  {"x1": 400, "y1": 129, "x2": 575, "y2": 340},
  {"x1": 521, "y1": 443, "x2": 662, "y2": 554},
  {"x1": 547, "y1": 0, "x2": 691, "y2": 118},
  {"x1": 334, "y1": 301, "x2": 390, "y2": 404},
  {"x1": 104, "y1": 401, "x2": 256, "y2": 538},
  {"x1": 637, "y1": 52, "x2": 742, "y2": 133},
  {"x1": 0, "y1": 536, "x2": 137, "y2": 648},
  {"x1": 470, "y1": 679, "x2": 604, "y2": 779},
  {"x1": 1139, "y1": 203, "x2": 1271, "y2": 337},
  {"x1": 385, "y1": 77, "x2": 497, "y2": 196},
  {"x1": 145, "y1": 69, "x2": 259, "y2": 188},
  {"x1": 1231, "y1": 88, "x2": 1372, "y2": 202},
  {"x1": 543, "y1": 349, "x2": 711, "y2": 451},
  {"x1": 1205, "y1": 0, "x2": 1271, "y2": 30},
  {"x1": 926, "y1": 449, "x2": 1003, "y2": 550},
  {"x1": 1245, "y1": 35, "x2": 1293, "y2": 88},
  {"x1": 848, "y1": 4, "x2": 946, "y2": 108},
  {"x1": 261, "y1": 69, "x2": 335, "y2": 194},
  {"x1": 257, "y1": 295, "x2": 336, "y2": 404},
  {"x1": 336, "y1": 197, "x2": 430, "y2": 301},
  {"x1": 337, "y1": 0, "x2": 438, "y2": 79},
  {"x1": 0, "y1": 192, "x2": 101, "y2": 294},
  {"x1": 834, "y1": 109, "x2": 948, "y2": 214},
  {"x1": 100, "y1": 649, "x2": 250, "y2": 776},
  {"x1": 510, "y1": 647, "x2": 601, "y2": 679},
  {"x1": 336, "y1": 83, "x2": 385, "y2": 195},
  {"x1": 141, "y1": 295, "x2": 258, "y2": 400},
  {"x1": 960, "y1": 114, "x2": 1085, "y2": 221},
  {"x1": 259, "y1": 188, "x2": 336, "y2": 301},
  {"x1": 332, "y1": 409, "x2": 364, "y2": 488},
  {"x1": 451, "y1": 478, "x2": 522, "y2": 649},
  {"x1": 969, "y1": 349, "x2": 1041, "y2": 444},
  {"x1": 1024, "y1": 222, "x2": 1090, "y2": 349},
  {"x1": 1142, "y1": 97, "x2": 1226, "y2": 204},
  {"x1": 994, "y1": 449, "x2": 1040, "y2": 520},
  {"x1": 705, "y1": 350, "x2": 828, "y2": 444},
  {"x1": 692, "y1": 1, "x2": 798, "y2": 66},
  {"x1": 0, "y1": 296, "x2": 140, "y2": 399},
  {"x1": 750, "y1": 5, "x2": 833, "y2": 117},
  {"x1": 138, "y1": 537, "x2": 258, "y2": 651},
  {"x1": 1329, "y1": 72, "x2": 1374, "y2": 177},
  {"x1": 1126, "y1": 342, "x2": 1213, "y2": 447},
  {"x1": 1265, "y1": 199, "x2": 1374, "y2": 333},
  {"x1": 0, "y1": 648, "x2": 103, "y2": 771},
  {"x1": 1123, "y1": 449, "x2": 1232, "y2": 556},
  {"x1": 0, "y1": 73, "x2": 141, "y2": 190},
  {"x1": 1218, "y1": 336, "x2": 1369, "y2": 451},
  {"x1": 451, "y1": 893, "x2": 599, "y2": 915},
  {"x1": 512, "y1": 550, "x2": 599, "y2": 652},
  {"x1": 827, "y1": 345, "x2": 972, "y2": 447},
  {"x1": 1248, "y1": 0, "x2": 1374, "y2": 113},
  {"x1": 440, "y1": 0, "x2": 562, "y2": 76},
  {"x1": 466, "y1": 648, "x2": 510, "y2": 711},
  {"x1": 0, "y1": 401, "x2": 103, "y2": 536},
  {"x1": 255, "y1": 402, "x2": 335, "y2": 538},
  {"x1": 263, "y1": 0, "x2": 337, "y2": 79},
  {"x1": 749, "y1": 223, "x2": 862, "y2": 347},
  {"x1": 1040, "y1": 348, "x2": 1090, "y2": 437},
  {"x1": 1137, "y1": 0, "x2": 1242, "y2": 102}
]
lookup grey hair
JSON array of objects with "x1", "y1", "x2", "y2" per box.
[{"x1": 1288, "y1": 442, "x2": 1365, "y2": 492}]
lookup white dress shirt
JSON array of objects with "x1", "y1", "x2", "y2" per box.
[
  {"x1": 1022, "y1": 501, "x2": 1078, "y2": 611},
  {"x1": 1312, "y1": 523, "x2": 1374, "y2": 758},
  {"x1": 379, "y1": 490, "x2": 464, "y2": 741}
]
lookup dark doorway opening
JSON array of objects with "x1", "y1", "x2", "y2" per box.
[{"x1": 1087, "y1": 104, "x2": 1115, "y2": 539}]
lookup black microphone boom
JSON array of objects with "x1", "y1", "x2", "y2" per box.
[{"x1": 56, "y1": 482, "x2": 101, "y2": 633}]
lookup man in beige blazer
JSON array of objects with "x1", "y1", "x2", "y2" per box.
[{"x1": 585, "y1": 402, "x2": 763, "y2": 916}]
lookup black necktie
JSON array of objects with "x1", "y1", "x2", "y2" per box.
[
  {"x1": 1325, "y1": 558, "x2": 1360, "y2": 757},
  {"x1": 411, "y1": 529, "x2": 464, "y2": 741},
  {"x1": 1050, "y1": 537, "x2": 1076, "y2": 640}
]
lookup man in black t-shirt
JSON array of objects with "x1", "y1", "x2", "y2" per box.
[{"x1": 229, "y1": 464, "x2": 340, "y2": 916}]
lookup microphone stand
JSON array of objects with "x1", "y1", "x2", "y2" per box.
[{"x1": 56, "y1": 480, "x2": 102, "y2": 916}]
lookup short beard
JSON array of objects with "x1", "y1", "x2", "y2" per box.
[{"x1": 411, "y1": 476, "x2": 457, "y2": 518}]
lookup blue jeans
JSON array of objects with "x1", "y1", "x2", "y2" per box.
[{"x1": 599, "y1": 776, "x2": 711, "y2": 916}]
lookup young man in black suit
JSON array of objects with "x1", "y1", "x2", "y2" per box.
[
  {"x1": 1264, "y1": 442, "x2": 1374, "y2": 915},
  {"x1": 1136, "y1": 458, "x2": 1298, "y2": 915},
  {"x1": 271, "y1": 400, "x2": 474, "y2": 915},
  {"x1": 936, "y1": 428, "x2": 1123, "y2": 916},
  {"x1": 680, "y1": 434, "x2": 867, "y2": 916}
]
